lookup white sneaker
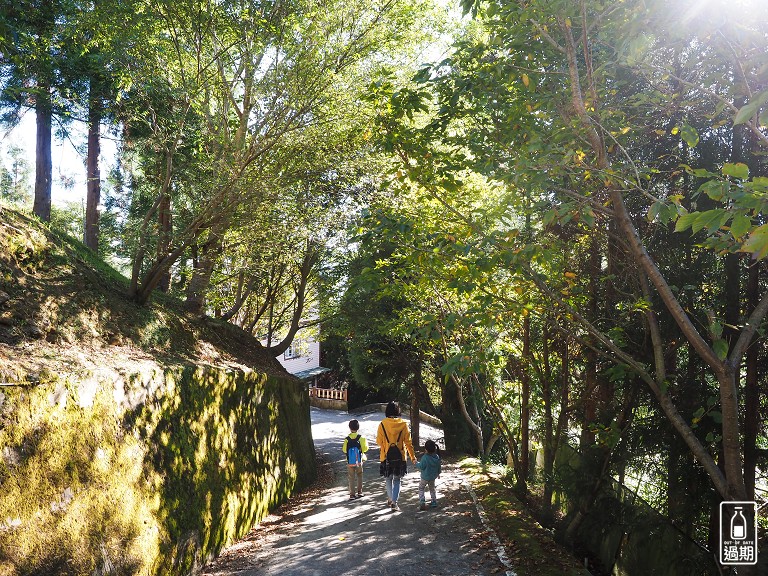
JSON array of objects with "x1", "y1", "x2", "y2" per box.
[{"x1": 391, "y1": 502, "x2": 400, "y2": 512}]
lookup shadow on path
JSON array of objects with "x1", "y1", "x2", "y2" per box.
[{"x1": 203, "y1": 407, "x2": 514, "y2": 576}]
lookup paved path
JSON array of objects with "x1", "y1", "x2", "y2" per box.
[{"x1": 203, "y1": 407, "x2": 514, "y2": 576}]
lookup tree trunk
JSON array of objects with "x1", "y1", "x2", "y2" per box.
[
  {"x1": 562, "y1": 446, "x2": 612, "y2": 545},
  {"x1": 581, "y1": 347, "x2": 597, "y2": 448},
  {"x1": 411, "y1": 369, "x2": 421, "y2": 449},
  {"x1": 221, "y1": 270, "x2": 249, "y2": 321},
  {"x1": 84, "y1": 78, "x2": 101, "y2": 251},
  {"x1": 563, "y1": 382, "x2": 636, "y2": 545},
  {"x1": 469, "y1": 378, "x2": 482, "y2": 436},
  {"x1": 133, "y1": 242, "x2": 189, "y2": 304},
  {"x1": 440, "y1": 367, "x2": 476, "y2": 454},
  {"x1": 581, "y1": 234, "x2": 601, "y2": 448},
  {"x1": 667, "y1": 348, "x2": 694, "y2": 535},
  {"x1": 264, "y1": 244, "x2": 320, "y2": 357},
  {"x1": 184, "y1": 226, "x2": 224, "y2": 314},
  {"x1": 729, "y1": 94, "x2": 759, "y2": 504},
  {"x1": 552, "y1": 335, "x2": 570, "y2": 513},
  {"x1": 724, "y1": 253, "x2": 740, "y2": 351},
  {"x1": 519, "y1": 315, "x2": 530, "y2": 490},
  {"x1": 470, "y1": 373, "x2": 523, "y2": 484},
  {"x1": 556, "y1": 9, "x2": 739, "y2": 499},
  {"x1": 452, "y1": 375, "x2": 484, "y2": 457},
  {"x1": 156, "y1": 193, "x2": 173, "y2": 292},
  {"x1": 743, "y1": 258, "x2": 760, "y2": 500},
  {"x1": 129, "y1": 141, "x2": 181, "y2": 303},
  {"x1": 33, "y1": 92, "x2": 53, "y2": 222},
  {"x1": 542, "y1": 322, "x2": 555, "y2": 512}
]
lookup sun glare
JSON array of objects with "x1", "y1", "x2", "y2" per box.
[{"x1": 677, "y1": 0, "x2": 768, "y2": 26}]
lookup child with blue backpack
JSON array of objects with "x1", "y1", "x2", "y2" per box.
[
  {"x1": 416, "y1": 439, "x2": 441, "y2": 510},
  {"x1": 342, "y1": 419, "x2": 368, "y2": 499}
]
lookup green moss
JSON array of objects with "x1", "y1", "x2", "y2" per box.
[
  {"x1": 460, "y1": 458, "x2": 589, "y2": 576},
  {"x1": 0, "y1": 383, "x2": 156, "y2": 575},
  {"x1": 0, "y1": 366, "x2": 315, "y2": 576},
  {"x1": 0, "y1": 217, "x2": 49, "y2": 271},
  {"x1": 0, "y1": 208, "x2": 311, "y2": 574}
]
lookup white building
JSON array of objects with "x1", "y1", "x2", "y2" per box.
[{"x1": 271, "y1": 334, "x2": 330, "y2": 383}]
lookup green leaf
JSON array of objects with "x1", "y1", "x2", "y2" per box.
[
  {"x1": 605, "y1": 363, "x2": 629, "y2": 382},
  {"x1": 459, "y1": 0, "x2": 476, "y2": 16},
  {"x1": 412, "y1": 65, "x2": 432, "y2": 84},
  {"x1": 674, "y1": 211, "x2": 699, "y2": 232},
  {"x1": 713, "y1": 338, "x2": 729, "y2": 360},
  {"x1": 749, "y1": 177, "x2": 768, "y2": 192},
  {"x1": 730, "y1": 214, "x2": 752, "y2": 239},
  {"x1": 680, "y1": 123, "x2": 699, "y2": 147},
  {"x1": 691, "y1": 209, "x2": 728, "y2": 234},
  {"x1": 739, "y1": 222, "x2": 768, "y2": 260},
  {"x1": 722, "y1": 162, "x2": 749, "y2": 179},
  {"x1": 580, "y1": 206, "x2": 595, "y2": 227},
  {"x1": 733, "y1": 89, "x2": 768, "y2": 125},
  {"x1": 647, "y1": 201, "x2": 662, "y2": 222},
  {"x1": 705, "y1": 432, "x2": 722, "y2": 443},
  {"x1": 698, "y1": 180, "x2": 729, "y2": 201},
  {"x1": 682, "y1": 165, "x2": 716, "y2": 178}
]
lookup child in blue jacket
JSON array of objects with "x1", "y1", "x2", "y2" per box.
[{"x1": 416, "y1": 439, "x2": 441, "y2": 510}]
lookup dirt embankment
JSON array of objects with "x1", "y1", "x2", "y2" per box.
[{"x1": 0, "y1": 207, "x2": 284, "y2": 383}]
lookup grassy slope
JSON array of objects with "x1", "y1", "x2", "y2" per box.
[
  {"x1": 0, "y1": 206, "x2": 284, "y2": 381},
  {"x1": 460, "y1": 459, "x2": 592, "y2": 576}
]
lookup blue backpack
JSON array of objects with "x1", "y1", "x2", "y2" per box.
[{"x1": 346, "y1": 435, "x2": 362, "y2": 465}]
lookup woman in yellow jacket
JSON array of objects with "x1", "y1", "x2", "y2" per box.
[{"x1": 377, "y1": 401, "x2": 417, "y2": 512}]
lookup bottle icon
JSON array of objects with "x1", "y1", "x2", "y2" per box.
[{"x1": 730, "y1": 506, "x2": 747, "y2": 540}]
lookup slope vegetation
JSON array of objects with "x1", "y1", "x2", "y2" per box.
[{"x1": 0, "y1": 206, "x2": 283, "y2": 381}]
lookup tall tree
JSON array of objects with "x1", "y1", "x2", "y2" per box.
[
  {"x1": 0, "y1": 0, "x2": 77, "y2": 222},
  {"x1": 117, "y1": 0, "x2": 436, "y2": 307}
]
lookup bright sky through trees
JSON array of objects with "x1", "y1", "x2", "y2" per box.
[{"x1": 2, "y1": 112, "x2": 116, "y2": 207}]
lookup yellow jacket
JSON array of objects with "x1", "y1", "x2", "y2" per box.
[{"x1": 377, "y1": 417, "x2": 416, "y2": 462}]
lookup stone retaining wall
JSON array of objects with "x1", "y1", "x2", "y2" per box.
[{"x1": 0, "y1": 364, "x2": 315, "y2": 576}]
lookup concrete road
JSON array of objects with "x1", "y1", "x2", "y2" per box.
[{"x1": 203, "y1": 406, "x2": 516, "y2": 576}]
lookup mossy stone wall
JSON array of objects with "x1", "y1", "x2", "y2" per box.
[{"x1": 0, "y1": 364, "x2": 316, "y2": 575}]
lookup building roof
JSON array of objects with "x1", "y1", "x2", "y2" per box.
[{"x1": 293, "y1": 366, "x2": 331, "y2": 380}]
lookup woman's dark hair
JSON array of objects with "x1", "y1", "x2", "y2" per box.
[
  {"x1": 385, "y1": 401, "x2": 400, "y2": 418},
  {"x1": 349, "y1": 419, "x2": 359, "y2": 431}
]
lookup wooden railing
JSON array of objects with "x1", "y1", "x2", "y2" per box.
[{"x1": 309, "y1": 387, "x2": 347, "y2": 401}]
